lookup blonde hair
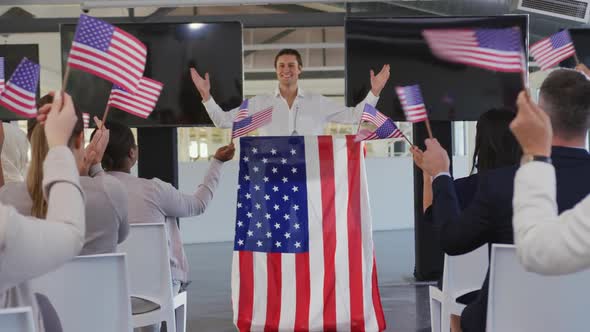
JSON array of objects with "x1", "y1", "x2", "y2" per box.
[
  {"x1": 26, "y1": 124, "x2": 49, "y2": 218},
  {"x1": 28, "y1": 95, "x2": 85, "y2": 218}
]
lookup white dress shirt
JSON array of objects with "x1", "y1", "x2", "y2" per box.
[
  {"x1": 513, "y1": 161, "x2": 590, "y2": 275},
  {"x1": 203, "y1": 87, "x2": 379, "y2": 136}
]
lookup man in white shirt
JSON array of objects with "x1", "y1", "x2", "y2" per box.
[
  {"x1": 190, "y1": 48, "x2": 390, "y2": 136},
  {"x1": 511, "y1": 84, "x2": 590, "y2": 276}
]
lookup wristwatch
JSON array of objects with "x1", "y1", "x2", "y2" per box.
[{"x1": 520, "y1": 154, "x2": 552, "y2": 166}]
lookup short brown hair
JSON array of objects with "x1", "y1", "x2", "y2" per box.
[
  {"x1": 274, "y1": 49, "x2": 303, "y2": 69},
  {"x1": 540, "y1": 69, "x2": 590, "y2": 139}
]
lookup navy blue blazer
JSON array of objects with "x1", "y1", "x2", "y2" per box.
[
  {"x1": 432, "y1": 146, "x2": 590, "y2": 332},
  {"x1": 423, "y1": 174, "x2": 479, "y2": 224}
]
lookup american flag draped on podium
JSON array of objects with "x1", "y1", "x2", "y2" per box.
[
  {"x1": 0, "y1": 58, "x2": 40, "y2": 118},
  {"x1": 67, "y1": 14, "x2": 147, "y2": 93},
  {"x1": 422, "y1": 27, "x2": 525, "y2": 73},
  {"x1": 530, "y1": 30, "x2": 576, "y2": 71},
  {"x1": 107, "y1": 77, "x2": 164, "y2": 119},
  {"x1": 232, "y1": 136, "x2": 386, "y2": 331}
]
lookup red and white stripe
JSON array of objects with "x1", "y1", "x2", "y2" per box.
[
  {"x1": 231, "y1": 136, "x2": 386, "y2": 331},
  {"x1": 83, "y1": 113, "x2": 90, "y2": 128},
  {"x1": 363, "y1": 128, "x2": 403, "y2": 141},
  {"x1": 107, "y1": 77, "x2": 163, "y2": 119},
  {"x1": 68, "y1": 28, "x2": 147, "y2": 93},
  {"x1": 232, "y1": 107, "x2": 273, "y2": 139},
  {"x1": 0, "y1": 82, "x2": 37, "y2": 118},
  {"x1": 530, "y1": 38, "x2": 576, "y2": 71},
  {"x1": 361, "y1": 111, "x2": 388, "y2": 127},
  {"x1": 395, "y1": 88, "x2": 428, "y2": 123},
  {"x1": 422, "y1": 29, "x2": 524, "y2": 73},
  {"x1": 0, "y1": 79, "x2": 5, "y2": 94}
]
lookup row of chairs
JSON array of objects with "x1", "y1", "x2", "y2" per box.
[
  {"x1": 0, "y1": 223, "x2": 187, "y2": 332},
  {"x1": 430, "y1": 244, "x2": 590, "y2": 332}
]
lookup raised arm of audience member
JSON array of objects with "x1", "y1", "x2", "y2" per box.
[
  {"x1": 511, "y1": 91, "x2": 590, "y2": 275},
  {"x1": 18, "y1": 97, "x2": 125, "y2": 256},
  {"x1": 156, "y1": 144, "x2": 235, "y2": 217},
  {"x1": 411, "y1": 146, "x2": 433, "y2": 212},
  {"x1": 0, "y1": 92, "x2": 85, "y2": 288},
  {"x1": 86, "y1": 117, "x2": 110, "y2": 177}
]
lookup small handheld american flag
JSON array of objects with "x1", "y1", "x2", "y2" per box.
[
  {"x1": 0, "y1": 58, "x2": 40, "y2": 118},
  {"x1": 422, "y1": 28, "x2": 525, "y2": 73},
  {"x1": 67, "y1": 14, "x2": 147, "y2": 93},
  {"x1": 530, "y1": 30, "x2": 576, "y2": 71},
  {"x1": 395, "y1": 84, "x2": 429, "y2": 123},
  {"x1": 356, "y1": 104, "x2": 404, "y2": 142},
  {"x1": 0, "y1": 57, "x2": 5, "y2": 94},
  {"x1": 107, "y1": 77, "x2": 163, "y2": 119},
  {"x1": 232, "y1": 107, "x2": 273, "y2": 139}
]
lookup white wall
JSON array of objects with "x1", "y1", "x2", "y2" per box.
[{"x1": 179, "y1": 154, "x2": 471, "y2": 244}]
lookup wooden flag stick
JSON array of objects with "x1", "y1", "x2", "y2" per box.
[
  {"x1": 101, "y1": 105, "x2": 111, "y2": 129},
  {"x1": 574, "y1": 52, "x2": 581, "y2": 65},
  {"x1": 401, "y1": 133, "x2": 413, "y2": 147},
  {"x1": 100, "y1": 83, "x2": 114, "y2": 129},
  {"x1": 424, "y1": 118, "x2": 434, "y2": 139},
  {"x1": 61, "y1": 66, "x2": 71, "y2": 96}
]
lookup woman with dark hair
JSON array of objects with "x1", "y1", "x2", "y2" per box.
[
  {"x1": 411, "y1": 108, "x2": 521, "y2": 332},
  {"x1": 414, "y1": 108, "x2": 522, "y2": 216},
  {"x1": 92, "y1": 122, "x2": 234, "y2": 296}
]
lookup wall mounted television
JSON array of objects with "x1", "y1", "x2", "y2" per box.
[
  {"x1": 60, "y1": 21, "x2": 243, "y2": 127},
  {"x1": 346, "y1": 15, "x2": 528, "y2": 121}
]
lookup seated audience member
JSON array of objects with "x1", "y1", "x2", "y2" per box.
[
  {"x1": 412, "y1": 108, "x2": 521, "y2": 332},
  {"x1": 418, "y1": 68, "x2": 590, "y2": 332},
  {"x1": 511, "y1": 88, "x2": 590, "y2": 275},
  {"x1": 93, "y1": 122, "x2": 235, "y2": 293},
  {"x1": 0, "y1": 92, "x2": 85, "y2": 332},
  {"x1": 1, "y1": 122, "x2": 29, "y2": 184},
  {"x1": 0, "y1": 94, "x2": 129, "y2": 255},
  {"x1": 413, "y1": 108, "x2": 521, "y2": 224}
]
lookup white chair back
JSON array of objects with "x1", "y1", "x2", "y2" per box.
[
  {"x1": 487, "y1": 244, "x2": 590, "y2": 332},
  {"x1": 0, "y1": 307, "x2": 35, "y2": 332},
  {"x1": 31, "y1": 253, "x2": 132, "y2": 332},
  {"x1": 442, "y1": 244, "x2": 489, "y2": 297},
  {"x1": 430, "y1": 244, "x2": 488, "y2": 332},
  {"x1": 117, "y1": 223, "x2": 177, "y2": 331}
]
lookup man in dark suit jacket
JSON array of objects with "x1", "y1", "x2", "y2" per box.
[{"x1": 420, "y1": 69, "x2": 590, "y2": 332}]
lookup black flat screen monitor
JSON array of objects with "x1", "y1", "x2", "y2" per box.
[
  {"x1": 346, "y1": 16, "x2": 528, "y2": 121},
  {"x1": 60, "y1": 21, "x2": 243, "y2": 127},
  {"x1": 0, "y1": 44, "x2": 40, "y2": 121}
]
